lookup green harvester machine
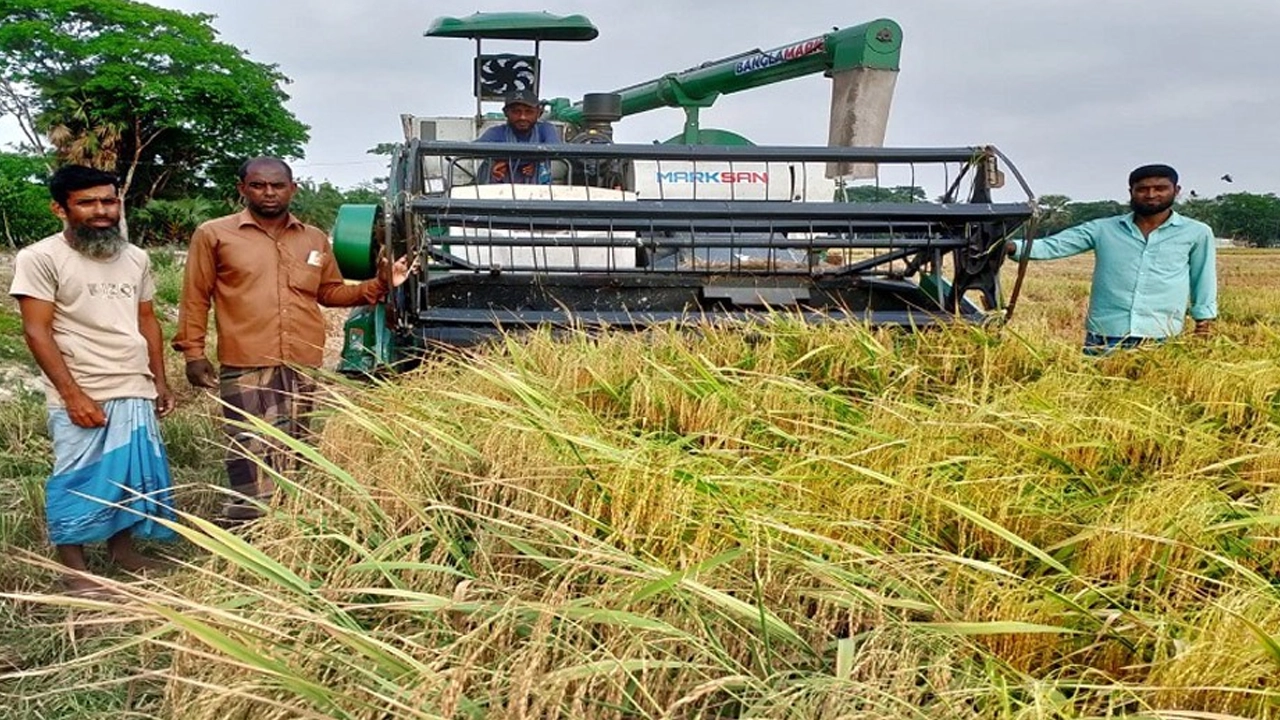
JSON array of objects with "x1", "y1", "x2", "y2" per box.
[{"x1": 332, "y1": 11, "x2": 1036, "y2": 373}]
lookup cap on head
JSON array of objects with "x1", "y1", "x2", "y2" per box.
[
  {"x1": 503, "y1": 88, "x2": 540, "y2": 110},
  {"x1": 1128, "y1": 164, "x2": 1178, "y2": 187}
]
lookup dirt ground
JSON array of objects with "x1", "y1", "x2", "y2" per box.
[{"x1": 321, "y1": 306, "x2": 348, "y2": 368}]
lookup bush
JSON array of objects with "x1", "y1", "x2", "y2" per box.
[
  {"x1": 130, "y1": 197, "x2": 219, "y2": 246},
  {"x1": 0, "y1": 152, "x2": 58, "y2": 247}
]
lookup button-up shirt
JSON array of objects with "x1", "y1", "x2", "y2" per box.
[
  {"x1": 476, "y1": 121, "x2": 561, "y2": 184},
  {"x1": 1011, "y1": 211, "x2": 1216, "y2": 338},
  {"x1": 172, "y1": 210, "x2": 387, "y2": 368}
]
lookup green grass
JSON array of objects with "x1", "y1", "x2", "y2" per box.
[
  {"x1": 0, "y1": 307, "x2": 32, "y2": 365},
  {"x1": 0, "y1": 391, "x2": 51, "y2": 558},
  {"x1": 1, "y1": 250, "x2": 1278, "y2": 719},
  {"x1": 150, "y1": 246, "x2": 185, "y2": 308}
]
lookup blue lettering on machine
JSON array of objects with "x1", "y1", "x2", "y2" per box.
[{"x1": 734, "y1": 38, "x2": 824, "y2": 76}]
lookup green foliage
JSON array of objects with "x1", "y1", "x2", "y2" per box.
[
  {"x1": 1034, "y1": 192, "x2": 1280, "y2": 246},
  {"x1": 289, "y1": 179, "x2": 347, "y2": 232},
  {"x1": 1033, "y1": 193, "x2": 1072, "y2": 230},
  {"x1": 0, "y1": 151, "x2": 57, "y2": 246},
  {"x1": 1177, "y1": 196, "x2": 1220, "y2": 229},
  {"x1": 1035, "y1": 198, "x2": 1128, "y2": 236},
  {"x1": 0, "y1": 389, "x2": 49, "y2": 555},
  {"x1": 835, "y1": 184, "x2": 927, "y2": 203},
  {"x1": 340, "y1": 181, "x2": 384, "y2": 206},
  {"x1": 365, "y1": 142, "x2": 400, "y2": 158},
  {"x1": 148, "y1": 246, "x2": 186, "y2": 308},
  {"x1": 290, "y1": 180, "x2": 386, "y2": 232},
  {"x1": 130, "y1": 197, "x2": 219, "y2": 246},
  {"x1": 0, "y1": 307, "x2": 32, "y2": 365},
  {"x1": 0, "y1": 0, "x2": 310, "y2": 204},
  {"x1": 1180, "y1": 192, "x2": 1280, "y2": 247}
]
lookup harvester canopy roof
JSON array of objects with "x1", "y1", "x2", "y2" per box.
[{"x1": 425, "y1": 12, "x2": 599, "y2": 41}]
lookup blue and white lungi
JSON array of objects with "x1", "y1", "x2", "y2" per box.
[{"x1": 45, "y1": 398, "x2": 178, "y2": 545}]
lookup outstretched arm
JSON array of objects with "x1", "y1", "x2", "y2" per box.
[{"x1": 1008, "y1": 221, "x2": 1099, "y2": 261}]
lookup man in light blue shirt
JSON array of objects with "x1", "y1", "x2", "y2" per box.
[
  {"x1": 476, "y1": 89, "x2": 561, "y2": 185},
  {"x1": 1007, "y1": 164, "x2": 1216, "y2": 355}
]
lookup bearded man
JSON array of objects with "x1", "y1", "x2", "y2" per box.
[
  {"x1": 10, "y1": 165, "x2": 177, "y2": 595},
  {"x1": 1006, "y1": 164, "x2": 1217, "y2": 354},
  {"x1": 475, "y1": 89, "x2": 561, "y2": 184}
]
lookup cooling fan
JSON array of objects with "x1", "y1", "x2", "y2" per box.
[{"x1": 474, "y1": 54, "x2": 540, "y2": 100}]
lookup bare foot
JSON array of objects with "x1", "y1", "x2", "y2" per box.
[
  {"x1": 61, "y1": 574, "x2": 120, "y2": 599},
  {"x1": 109, "y1": 550, "x2": 173, "y2": 574}
]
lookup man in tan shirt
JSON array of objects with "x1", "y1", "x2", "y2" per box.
[
  {"x1": 11, "y1": 164, "x2": 177, "y2": 594},
  {"x1": 172, "y1": 157, "x2": 410, "y2": 521}
]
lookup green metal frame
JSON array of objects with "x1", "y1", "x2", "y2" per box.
[
  {"x1": 661, "y1": 128, "x2": 755, "y2": 146},
  {"x1": 426, "y1": 12, "x2": 598, "y2": 41},
  {"x1": 337, "y1": 304, "x2": 394, "y2": 374}
]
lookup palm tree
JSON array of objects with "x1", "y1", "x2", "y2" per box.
[{"x1": 46, "y1": 108, "x2": 131, "y2": 238}]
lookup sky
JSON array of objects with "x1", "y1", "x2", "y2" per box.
[{"x1": 3, "y1": 0, "x2": 1277, "y2": 201}]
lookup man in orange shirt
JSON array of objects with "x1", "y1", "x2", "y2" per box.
[{"x1": 173, "y1": 157, "x2": 411, "y2": 523}]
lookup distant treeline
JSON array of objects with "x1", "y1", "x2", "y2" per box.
[
  {"x1": 1035, "y1": 192, "x2": 1280, "y2": 247},
  {"x1": 837, "y1": 185, "x2": 1280, "y2": 248}
]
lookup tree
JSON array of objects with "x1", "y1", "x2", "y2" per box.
[
  {"x1": 1031, "y1": 198, "x2": 1127, "y2": 237},
  {"x1": 836, "y1": 185, "x2": 927, "y2": 203},
  {"x1": 0, "y1": 151, "x2": 58, "y2": 246},
  {"x1": 285, "y1": 180, "x2": 391, "y2": 233},
  {"x1": 1034, "y1": 194, "x2": 1073, "y2": 235},
  {"x1": 129, "y1": 196, "x2": 222, "y2": 246},
  {"x1": 1062, "y1": 200, "x2": 1127, "y2": 225},
  {"x1": 343, "y1": 182, "x2": 385, "y2": 206},
  {"x1": 289, "y1": 179, "x2": 347, "y2": 232},
  {"x1": 0, "y1": 77, "x2": 47, "y2": 155},
  {"x1": 1211, "y1": 193, "x2": 1280, "y2": 248},
  {"x1": 1176, "y1": 196, "x2": 1221, "y2": 235},
  {"x1": 366, "y1": 143, "x2": 400, "y2": 158},
  {"x1": 0, "y1": 0, "x2": 309, "y2": 205}
]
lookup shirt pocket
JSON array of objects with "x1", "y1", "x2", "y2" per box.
[
  {"x1": 286, "y1": 249, "x2": 322, "y2": 294},
  {"x1": 1150, "y1": 236, "x2": 1195, "y2": 279}
]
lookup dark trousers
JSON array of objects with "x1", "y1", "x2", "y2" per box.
[{"x1": 219, "y1": 366, "x2": 316, "y2": 513}]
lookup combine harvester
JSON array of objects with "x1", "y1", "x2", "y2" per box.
[{"x1": 332, "y1": 12, "x2": 1037, "y2": 371}]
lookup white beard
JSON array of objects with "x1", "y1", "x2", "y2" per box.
[{"x1": 67, "y1": 224, "x2": 128, "y2": 260}]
